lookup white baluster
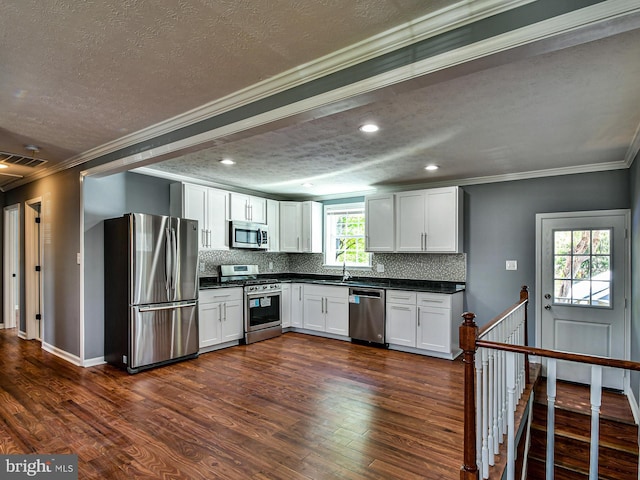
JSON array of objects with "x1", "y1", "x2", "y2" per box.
[
  {"x1": 488, "y1": 347, "x2": 495, "y2": 465},
  {"x1": 506, "y1": 351, "x2": 517, "y2": 480},
  {"x1": 546, "y1": 359, "x2": 557, "y2": 480},
  {"x1": 475, "y1": 347, "x2": 483, "y2": 476},
  {"x1": 589, "y1": 365, "x2": 602, "y2": 480},
  {"x1": 493, "y1": 343, "x2": 500, "y2": 455},
  {"x1": 482, "y1": 347, "x2": 489, "y2": 479}
]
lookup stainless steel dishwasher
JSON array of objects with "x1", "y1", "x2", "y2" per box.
[{"x1": 348, "y1": 287, "x2": 386, "y2": 344}]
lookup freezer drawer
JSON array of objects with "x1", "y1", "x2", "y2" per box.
[{"x1": 130, "y1": 301, "x2": 198, "y2": 372}]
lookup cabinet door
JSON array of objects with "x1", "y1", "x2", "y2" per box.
[
  {"x1": 220, "y1": 300, "x2": 244, "y2": 342},
  {"x1": 365, "y1": 194, "x2": 395, "y2": 252},
  {"x1": 395, "y1": 191, "x2": 426, "y2": 252},
  {"x1": 229, "y1": 193, "x2": 250, "y2": 221},
  {"x1": 266, "y1": 199, "x2": 280, "y2": 252},
  {"x1": 281, "y1": 284, "x2": 291, "y2": 327},
  {"x1": 417, "y1": 306, "x2": 451, "y2": 353},
  {"x1": 279, "y1": 202, "x2": 302, "y2": 252},
  {"x1": 425, "y1": 187, "x2": 459, "y2": 252},
  {"x1": 386, "y1": 303, "x2": 417, "y2": 347},
  {"x1": 208, "y1": 188, "x2": 229, "y2": 249},
  {"x1": 325, "y1": 296, "x2": 349, "y2": 336},
  {"x1": 303, "y1": 294, "x2": 325, "y2": 331},
  {"x1": 199, "y1": 302, "x2": 222, "y2": 348},
  {"x1": 250, "y1": 196, "x2": 267, "y2": 224},
  {"x1": 290, "y1": 284, "x2": 304, "y2": 327},
  {"x1": 183, "y1": 184, "x2": 209, "y2": 249},
  {"x1": 301, "y1": 201, "x2": 323, "y2": 253}
]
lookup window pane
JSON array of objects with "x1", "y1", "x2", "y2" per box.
[
  {"x1": 554, "y1": 280, "x2": 571, "y2": 304},
  {"x1": 592, "y1": 256, "x2": 610, "y2": 280},
  {"x1": 572, "y1": 256, "x2": 590, "y2": 279},
  {"x1": 591, "y1": 281, "x2": 610, "y2": 307},
  {"x1": 324, "y1": 204, "x2": 371, "y2": 267},
  {"x1": 592, "y1": 230, "x2": 610, "y2": 254},
  {"x1": 572, "y1": 230, "x2": 591, "y2": 254},
  {"x1": 554, "y1": 231, "x2": 571, "y2": 254},
  {"x1": 554, "y1": 255, "x2": 571, "y2": 279},
  {"x1": 571, "y1": 280, "x2": 590, "y2": 305}
]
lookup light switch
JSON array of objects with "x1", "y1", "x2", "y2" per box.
[
  {"x1": 269, "y1": 261, "x2": 274, "y2": 271},
  {"x1": 506, "y1": 260, "x2": 517, "y2": 271},
  {"x1": 376, "y1": 263, "x2": 384, "y2": 273},
  {"x1": 76, "y1": 253, "x2": 81, "y2": 265}
]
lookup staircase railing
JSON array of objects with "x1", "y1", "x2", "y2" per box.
[{"x1": 460, "y1": 286, "x2": 640, "y2": 480}]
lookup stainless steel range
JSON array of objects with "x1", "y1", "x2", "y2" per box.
[{"x1": 219, "y1": 265, "x2": 282, "y2": 344}]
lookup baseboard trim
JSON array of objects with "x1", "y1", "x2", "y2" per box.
[
  {"x1": 42, "y1": 341, "x2": 82, "y2": 367},
  {"x1": 624, "y1": 383, "x2": 640, "y2": 425},
  {"x1": 83, "y1": 356, "x2": 106, "y2": 368},
  {"x1": 17, "y1": 330, "x2": 27, "y2": 339}
]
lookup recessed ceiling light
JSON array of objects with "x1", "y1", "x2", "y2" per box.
[
  {"x1": 359, "y1": 123, "x2": 379, "y2": 133},
  {"x1": 425, "y1": 165, "x2": 439, "y2": 171},
  {"x1": 219, "y1": 158, "x2": 235, "y2": 165},
  {"x1": 0, "y1": 164, "x2": 8, "y2": 169},
  {"x1": 302, "y1": 182, "x2": 313, "y2": 188}
]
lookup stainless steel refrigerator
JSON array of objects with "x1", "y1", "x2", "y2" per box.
[{"x1": 104, "y1": 213, "x2": 199, "y2": 373}]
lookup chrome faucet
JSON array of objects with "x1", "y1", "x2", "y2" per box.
[{"x1": 342, "y1": 261, "x2": 352, "y2": 282}]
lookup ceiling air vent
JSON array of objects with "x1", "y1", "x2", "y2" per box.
[{"x1": 0, "y1": 151, "x2": 48, "y2": 168}]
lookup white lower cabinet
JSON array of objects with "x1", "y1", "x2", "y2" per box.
[
  {"x1": 302, "y1": 285, "x2": 348, "y2": 336},
  {"x1": 281, "y1": 284, "x2": 291, "y2": 328},
  {"x1": 386, "y1": 290, "x2": 463, "y2": 359},
  {"x1": 290, "y1": 283, "x2": 304, "y2": 328},
  {"x1": 199, "y1": 288, "x2": 243, "y2": 351}
]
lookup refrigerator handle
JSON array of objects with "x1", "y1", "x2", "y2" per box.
[
  {"x1": 138, "y1": 301, "x2": 197, "y2": 312},
  {"x1": 164, "y1": 227, "x2": 172, "y2": 293},
  {"x1": 171, "y1": 227, "x2": 178, "y2": 291}
]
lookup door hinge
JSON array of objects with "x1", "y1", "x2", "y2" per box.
[
  {"x1": 35, "y1": 217, "x2": 41, "y2": 224},
  {"x1": 35, "y1": 314, "x2": 42, "y2": 320},
  {"x1": 35, "y1": 265, "x2": 41, "y2": 272}
]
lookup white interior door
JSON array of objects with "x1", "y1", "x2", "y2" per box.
[
  {"x1": 3, "y1": 204, "x2": 20, "y2": 329},
  {"x1": 538, "y1": 210, "x2": 629, "y2": 390}
]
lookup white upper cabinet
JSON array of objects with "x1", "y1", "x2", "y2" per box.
[
  {"x1": 266, "y1": 199, "x2": 280, "y2": 252},
  {"x1": 229, "y1": 192, "x2": 267, "y2": 224},
  {"x1": 395, "y1": 186, "x2": 463, "y2": 253},
  {"x1": 279, "y1": 201, "x2": 322, "y2": 253},
  {"x1": 170, "y1": 183, "x2": 229, "y2": 250},
  {"x1": 364, "y1": 193, "x2": 395, "y2": 252},
  {"x1": 279, "y1": 201, "x2": 302, "y2": 252}
]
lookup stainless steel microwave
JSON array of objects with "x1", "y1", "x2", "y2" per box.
[{"x1": 230, "y1": 221, "x2": 269, "y2": 250}]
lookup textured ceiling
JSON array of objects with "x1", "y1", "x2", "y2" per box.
[
  {"x1": 147, "y1": 27, "x2": 640, "y2": 197},
  {"x1": 0, "y1": 0, "x2": 454, "y2": 188},
  {"x1": 1, "y1": 1, "x2": 639, "y2": 196}
]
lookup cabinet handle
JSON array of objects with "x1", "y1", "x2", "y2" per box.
[
  {"x1": 417, "y1": 307, "x2": 420, "y2": 326},
  {"x1": 201, "y1": 229, "x2": 206, "y2": 247},
  {"x1": 207, "y1": 229, "x2": 212, "y2": 248},
  {"x1": 299, "y1": 287, "x2": 302, "y2": 301},
  {"x1": 420, "y1": 232, "x2": 424, "y2": 250},
  {"x1": 219, "y1": 305, "x2": 222, "y2": 322},
  {"x1": 324, "y1": 298, "x2": 328, "y2": 314},
  {"x1": 223, "y1": 303, "x2": 227, "y2": 321},
  {"x1": 391, "y1": 305, "x2": 411, "y2": 311},
  {"x1": 297, "y1": 237, "x2": 300, "y2": 250},
  {"x1": 421, "y1": 299, "x2": 444, "y2": 304},
  {"x1": 423, "y1": 232, "x2": 427, "y2": 251}
]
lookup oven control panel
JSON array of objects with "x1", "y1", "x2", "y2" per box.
[{"x1": 245, "y1": 283, "x2": 281, "y2": 293}]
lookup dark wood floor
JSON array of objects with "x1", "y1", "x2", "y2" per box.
[{"x1": 0, "y1": 329, "x2": 467, "y2": 479}]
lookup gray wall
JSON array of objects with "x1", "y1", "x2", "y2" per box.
[
  {"x1": 83, "y1": 172, "x2": 172, "y2": 360},
  {"x1": 629, "y1": 157, "x2": 640, "y2": 398},
  {"x1": 464, "y1": 169, "x2": 630, "y2": 344},
  {"x1": 4, "y1": 166, "x2": 82, "y2": 355}
]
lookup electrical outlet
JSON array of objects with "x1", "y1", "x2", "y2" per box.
[
  {"x1": 269, "y1": 261, "x2": 273, "y2": 271},
  {"x1": 376, "y1": 263, "x2": 384, "y2": 273},
  {"x1": 199, "y1": 262, "x2": 206, "y2": 272},
  {"x1": 506, "y1": 260, "x2": 517, "y2": 271}
]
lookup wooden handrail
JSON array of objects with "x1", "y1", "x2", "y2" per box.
[
  {"x1": 477, "y1": 299, "x2": 527, "y2": 338},
  {"x1": 476, "y1": 340, "x2": 640, "y2": 371}
]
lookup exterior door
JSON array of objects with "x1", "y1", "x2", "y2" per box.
[{"x1": 538, "y1": 210, "x2": 629, "y2": 390}]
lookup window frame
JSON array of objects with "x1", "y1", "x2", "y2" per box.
[{"x1": 323, "y1": 202, "x2": 372, "y2": 269}]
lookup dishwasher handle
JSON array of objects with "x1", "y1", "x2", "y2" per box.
[{"x1": 349, "y1": 289, "x2": 383, "y2": 298}]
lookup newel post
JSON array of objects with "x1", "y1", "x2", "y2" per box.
[
  {"x1": 460, "y1": 311, "x2": 479, "y2": 480},
  {"x1": 520, "y1": 285, "x2": 530, "y2": 384}
]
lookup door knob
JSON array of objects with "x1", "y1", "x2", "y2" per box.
[
  {"x1": 544, "y1": 293, "x2": 551, "y2": 299},
  {"x1": 544, "y1": 305, "x2": 551, "y2": 310}
]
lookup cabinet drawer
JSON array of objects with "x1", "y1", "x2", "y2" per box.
[
  {"x1": 386, "y1": 290, "x2": 416, "y2": 305},
  {"x1": 305, "y1": 284, "x2": 348, "y2": 299},
  {"x1": 416, "y1": 292, "x2": 451, "y2": 308},
  {"x1": 200, "y1": 287, "x2": 243, "y2": 303}
]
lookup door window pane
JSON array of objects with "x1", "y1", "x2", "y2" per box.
[{"x1": 553, "y1": 228, "x2": 611, "y2": 307}]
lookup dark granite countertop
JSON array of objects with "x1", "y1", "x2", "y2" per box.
[{"x1": 199, "y1": 274, "x2": 464, "y2": 294}]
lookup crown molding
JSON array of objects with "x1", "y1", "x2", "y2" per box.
[
  {"x1": 5, "y1": 0, "x2": 639, "y2": 192},
  {"x1": 624, "y1": 122, "x2": 640, "y2": 167}
]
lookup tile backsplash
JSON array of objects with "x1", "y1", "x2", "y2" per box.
[{"x1": 199, "y1": 250, "x2": 466, "y2": 283}]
